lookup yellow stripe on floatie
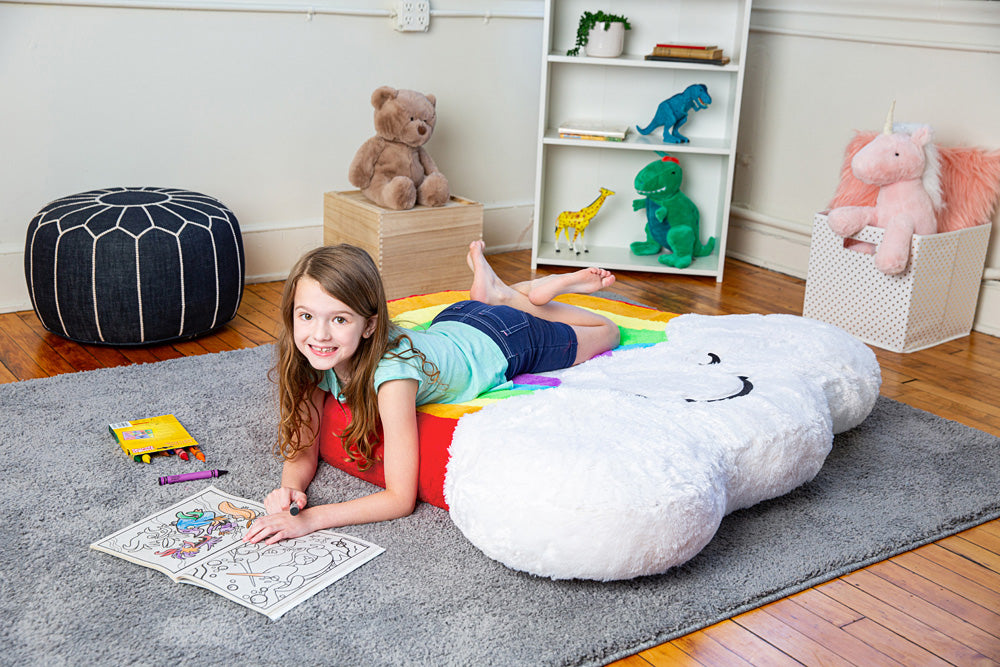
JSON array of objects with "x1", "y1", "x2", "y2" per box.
[
  {"x1": 388, "y1": 290, "x2": 468, "y2": 319},
  {"x1": 418, "y1": 402, "x2": 482, "y2": 419},
  {"x1": 417, "y1": 393, "x2": 522, "y2": 418},
  {"x1": 389, "y1": 290, "x2": 676, "y2": 333},
  {"x1": 555, "y1": 293, "x2": 678, "y2": 325},
  {"x1": 387, "y1": 290, "x2": 678, "y2": 418}
]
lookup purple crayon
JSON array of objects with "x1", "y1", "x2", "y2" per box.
[{"x1": 158, "y1": 469, "x2": 227, "y2": 486}]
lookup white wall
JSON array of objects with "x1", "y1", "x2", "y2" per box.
[
  {"x1": 0, "y1": 0, "x2": 543, "y2": 310},
  {"x1": 3, "y1": 0, "x2": 1000, "y2": 336},
  {"x1": 728, "y1": 0, "x2": 1000, "y2": 335}
]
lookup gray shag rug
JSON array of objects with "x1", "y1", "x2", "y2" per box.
[{"x1": 2, "y1": 344, "x2": 999, "y2": 666}]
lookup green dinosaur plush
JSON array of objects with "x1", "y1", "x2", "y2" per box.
[{"x1": 630, "y1": 155, "x2": 715, "y2": 268}]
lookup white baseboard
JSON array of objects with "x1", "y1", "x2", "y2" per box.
[
  {"x1": 0, "y1": 245, "x2": 30, "y2": 313},
  {"x1": 240, "y1": 220, "x2": 323, "y2": 284},
  {"x1": 727, "y1": 206, "x2": 1000, "y2": 339},
  {"x1": 1, "y1": 223, "x2": 323, "y2": 313},
  {"x1": 481, "y1": 202, "x2": 535, "y2": 254},
  {"x1": 726, "y1": 206, "x2": 812, "y2": 279},
  {"x1": 7, "y1": 208, "x2": 998, "y2": 341},
  {"x1": 974, "y1": 281, "x2": 1000, "y2": 339},
  {"x1": 238, "y1": 203, "x2": 537, "y2": 283},
  {"x1": 1, "y1": 204, "x2": 537, "y2": 313},
  {"x1": 0, "y1": 224, "x2": 324, "y2": 314}
]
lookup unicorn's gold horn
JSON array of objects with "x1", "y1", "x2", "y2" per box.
[{"x1": 883, "y1": 100, "x2": 896, "y2": 134}]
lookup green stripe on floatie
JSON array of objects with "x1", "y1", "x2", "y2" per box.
[
  {"x1": 479, "y1": 387, "x2": 539, "y2": 400},
  {"x1": 620, "y1": 327, "x2": 667, "y2": 347}
]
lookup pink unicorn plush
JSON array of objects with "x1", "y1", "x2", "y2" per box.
[{"x1": 827, "y1": 102, "x2": 943, "y2": 275}]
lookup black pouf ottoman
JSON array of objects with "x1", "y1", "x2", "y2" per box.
[{"x1": 24, "y1": 187, "x2": 245, "y2": 346}]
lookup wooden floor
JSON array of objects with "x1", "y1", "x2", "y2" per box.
[{"x1": 3, "y1": 251, "x2": 999, "y2": 666}]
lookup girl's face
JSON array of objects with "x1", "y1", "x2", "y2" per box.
[{"x1": 292, "y1": 276, "x2": 376, "y2": 380}]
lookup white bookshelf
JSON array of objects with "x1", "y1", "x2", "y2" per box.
[{"x1": 531, "y1": 0, "x2": 753, "y2": 281}]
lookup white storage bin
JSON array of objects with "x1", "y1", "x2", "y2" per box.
[{"x1": 803, "y1": 213, "x2": 992, "y2": 353}]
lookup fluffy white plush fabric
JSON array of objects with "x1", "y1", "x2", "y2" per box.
[{"x1": 444, "y1": 314, "x2": 881, "y2": 581}]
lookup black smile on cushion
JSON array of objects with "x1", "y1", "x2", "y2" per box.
[{"x1": 685, "y1": 376, "x2": 754, "y2": 403}]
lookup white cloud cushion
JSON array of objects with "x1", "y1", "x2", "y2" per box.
[{"x1": 444, "y1": 314, "x2": 881, "y2": 580}]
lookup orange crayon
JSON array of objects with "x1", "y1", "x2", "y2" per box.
[{"x1": 188, "y1": 446, "x2": 206, "y2": 462}]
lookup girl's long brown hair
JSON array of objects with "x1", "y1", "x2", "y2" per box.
[{"x1": 272, "y1": 244, "x2": 437, "y2": 466}]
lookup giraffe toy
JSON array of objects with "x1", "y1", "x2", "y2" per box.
[{"x1": 554, "y1": 187, "x2": 615, "y2": 254}]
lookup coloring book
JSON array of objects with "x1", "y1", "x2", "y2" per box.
[{"x1": 90, "y1": 486, "x2": 384, "y2": 620}]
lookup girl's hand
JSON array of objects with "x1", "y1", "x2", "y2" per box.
[
  {"x1": 263, "y1": 486, "x2": 307, "y2": 516},
  {"x1": 243, "y1": 510, "x2": 316, "y2": 545}
]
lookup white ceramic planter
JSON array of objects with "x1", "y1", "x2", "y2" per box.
[{"x1": 584, "y1": 22, "x2": 625, "y2": 57}]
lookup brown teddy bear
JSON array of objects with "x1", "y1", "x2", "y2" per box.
[{"x1": 348, "y1": 86, "x2": 450, "y2": 210}]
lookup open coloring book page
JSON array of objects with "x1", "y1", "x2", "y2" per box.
[{"x1": 91, "y1": 485, "x2": 383, "y2": 620}]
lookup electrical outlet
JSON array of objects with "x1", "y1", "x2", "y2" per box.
[{"x1": 394, "y1": 1, "x2": 430, "y2": 32}]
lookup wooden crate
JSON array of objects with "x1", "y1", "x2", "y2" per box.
[{"x1": 324, "y1": 190, "x2": 483, "y2": 300}]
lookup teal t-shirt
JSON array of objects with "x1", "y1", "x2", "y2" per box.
[{"x1": 318, "y1": 321, "x2": 510, "y2": 405}]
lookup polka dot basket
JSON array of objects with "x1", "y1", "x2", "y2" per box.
[
  {"x1": 24, "y1": 187, "x2": 245, "y2": 346},
  {"x1": 803, "y1": 213, "x2": 991, "y2": 353}
]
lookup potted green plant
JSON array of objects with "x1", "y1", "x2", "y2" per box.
[{"x1": 567, "y1": 11, "x2": 631, "y2": 57}]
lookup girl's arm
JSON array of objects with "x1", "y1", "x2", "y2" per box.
[
  {"x1": 260, "y1": 386, "x2": 325, "y2": 516},
  {"x1": 244, "y1": 378, "x2": 420, "y2": 545}
]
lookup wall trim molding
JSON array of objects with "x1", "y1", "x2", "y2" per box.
[
  {"x1": 0, "y1": 246, "x2": 29, "y2": 313},
  {"x1": 0, "y1": 200, "x2": 537, "y2": 313},
  {"x1": 6, "y1": 209, "x2": 1000, "y2": 340},
  {"x1": 753, "y1": 0, "x2": 1000, "y2": 26},
  {"x1": 726, "y1": 207, "x2": 1000, "y2": 338},
  {"x1": 0, "y1": 0, "x2": 543, "y2": 20},
  {"x1": 749, "y1": 25, "x2": 999, "y2": 54},
  {"x1": 726, "y1": 206, "x2": 812, "y2": 279},
  {"x1": 750, "y1": 0, "x2": 1000, "y2": 54},
  {"x1": 730, "y1": 205, "x2": 810, "y2": 239},
  {"x1": 976, "y1": 282, "x2": 1000, "y2": 338},
  {"x1": 237, "y1": 217, "x2": 319, "y2": 235}
]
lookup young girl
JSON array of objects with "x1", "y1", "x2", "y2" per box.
[{"x1": 243, "y1": 240, "x2": 619, "y2": 545}]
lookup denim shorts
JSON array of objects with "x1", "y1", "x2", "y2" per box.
[{"x1": 432, "y1": 300, "x2": 578, "y2": 380}]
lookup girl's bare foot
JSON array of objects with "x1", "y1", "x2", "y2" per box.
[
  {"x1": 467, "y1": 240, "x2": 516, "y2": 304},
  {"x1": 528, "y1": 267, "x2": 615, "y2": 306}
]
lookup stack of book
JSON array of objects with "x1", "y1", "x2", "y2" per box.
[
  {"x1": 644, "y1": 43, "x2": 730, "y2": 66},
  {"x1": 557, "y1": 119, "x2": 629, "y2": 142}
]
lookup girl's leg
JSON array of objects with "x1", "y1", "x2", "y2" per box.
[{"x1": 466, "y1": 241, "x2": 620, "y2": 364}]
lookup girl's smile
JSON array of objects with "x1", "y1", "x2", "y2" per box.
[{"x1": 293, "y1": 276, "x2": 375, "y2": 378}]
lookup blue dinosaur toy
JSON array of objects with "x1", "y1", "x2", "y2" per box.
[{"x1": 636, "y1": 84, "x2": 711, "y2": 144}]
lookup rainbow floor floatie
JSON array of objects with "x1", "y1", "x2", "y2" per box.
[
  {"x1": 318, "y1": 291, "x2": 674, "y2": 510},
  {"x1": 321, "y1": 291, "x2": 881, "y2": 580}
]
